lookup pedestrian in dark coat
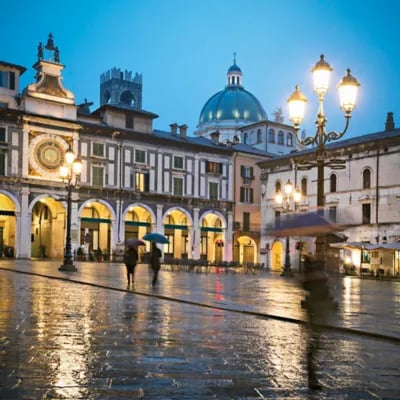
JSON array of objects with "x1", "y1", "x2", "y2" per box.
[
  {"x1": 124, "y1": 246, "x2": 138, "y2": 287},
  {"x1": 150, "y1": 242, "x2": 162, "y2": 286}
]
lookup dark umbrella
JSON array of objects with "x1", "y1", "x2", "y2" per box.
[
  {"x1": 266, "y1": 211, "x2": 346, "y2": 237},
  {"x1": 126, "y1": 238, "x2": 146, "y2": 248},
  {"x1": 142, "y1": 232, "x2": 169, "y2": 244}
]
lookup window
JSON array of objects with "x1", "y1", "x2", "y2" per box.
[
  {"x1": 278, "y1": 130, "x2": 284, "y2": 144},
  {"x1": 240, "y1": 187, "x2": 253, "y2": 203},
  {"x1": 135, "y1": 149, "x2": 146, "y2": 164},
  {"x1": 126, "y1": 115, "x2": 134, "y2": 129},
  {"x1": 275, "y1": 181, "x2": 281, "y2": 194},
  {"x1": 363, "y1": 169, "x2": 371, "y2": 189},
  {"x1": 241, "y1": 165, "x2": 253, "y2": 184},
  {"x1": 174, "y1": 156, "x2": 184, "y2": 169},
  {"x1": 301, "y1": 178, "x2": 307, "y2": 196},
  {"x1": 206, "y1": 161, "x2": 223, "y2": 174},
  {"x1": 0, "y1": 127, "x2": 5, "y2": 142},
  {"x1": 243, "y1": 212, "x2": 250, "y2": 231},
  {"x1": 362, "y1": 203, "x2": 371, "y2": 224},
  {"x1": 135, "y1": 172, "x2": 149, "y2": 192},
  {"x1": 361, "y1": 248, "x2": 371, "y2": 263},
  {"x1": 173, "y1": 177, "x2": 183, "y2": 196},
  {"x1": 330, "y1": 174, "x2": 337, "y2": 192},
  {"x1": 92, "y1": 142, "x2": 104, "y2": 157},
  {"x1": 243, "y1": 133, "x2": 248, "y2": 144},
  {"x1": 209, "y1": 182, "x2": 219, "y2": 200},
  {"x1": 328, "y1": 206, "x2": 337, "y2": 223},
  {"x1": 268, "y1": 129, "x2": 275, "y2": 143},
  {"x1": 0, "y1": 153, "x2": 5, "y2": 176},
  {"x1": 0, "y1": 71, "x2": 15, "y2": 90},
  {"x1": 92, "y1": 165, "x2": 104, "y2": 186},
  {"x1": 287, "y1": 132, "x2": 293, "y2": 146},
  {"x1": 257, "y1": 129, "x2": 262, "y2": 143}
]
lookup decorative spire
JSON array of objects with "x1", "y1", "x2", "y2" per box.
[
  {"x1": 233, "y1": 51, "x2": 237, "y2": 65},
  {"x1": 37, "y1": 33, "x2": 61, "y2": 64},
  {"x1": 45, "y1": 33, "x2": 55, "y2": 51}
]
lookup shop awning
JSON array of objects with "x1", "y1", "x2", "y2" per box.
[
  {"x1": 201, "y1": 227, "x2": 223, "y2": 232},
  {"x1": 0, "y1": 210, "x2": 15, "y2": 216},
  {"x1": 125, "y1": 221, "x2": 151, "y2": 227},
  {"x1": 81, "y1": 217, "x2": 111, "y2": 224},
  {"x1": 164, "y1": 224, "x2": 188, "y2": 230}
]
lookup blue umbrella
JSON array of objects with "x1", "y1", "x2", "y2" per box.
[{"x1": 142, "y1": 232, "x2": 169, "y2": 244}]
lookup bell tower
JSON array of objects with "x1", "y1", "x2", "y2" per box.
[{"x1": 100, "y1": 67, "x2": 142, "y2": 109}]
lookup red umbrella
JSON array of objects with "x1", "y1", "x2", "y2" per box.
[{"x1": 126, "y1": 238, "x2": 146, "y2": 248}]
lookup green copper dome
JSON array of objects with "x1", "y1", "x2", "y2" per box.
[
  {"x1": 199, "y1": 86, "x2": 266, "y2": 125},
  {"x1": 198, "y1": 61, "x2": 266, "y2": 127}
]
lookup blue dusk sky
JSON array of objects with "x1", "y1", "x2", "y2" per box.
[{"x1": 1, "y1": 0, "x2": 400, "y2": 139}]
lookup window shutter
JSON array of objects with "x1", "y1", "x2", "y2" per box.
[
  {"x1": 144, "y1": 173, "x2": 150, "y2": 192},
  {"x1": 240, "y1": 187, "x2": 244, "y2": 202},
  {"x1": 219, "y1": 163, "x2": 223, "y2": 174},
  {"x1": 250, "y1": 167, "x2": 254, "y2": 179},
  {"x1": 250, "y1": 188, "x2": 254, "y2": 203},
  {"x1": 241, "y1": 165, "x2": 245, "y2": 177},
  {"x1": 9, "y1": 72, "x2": 15, "y2": 90}
]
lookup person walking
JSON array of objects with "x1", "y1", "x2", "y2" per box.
[
  {"x1": 150, "y1": 242, "x2": 162, "y2": 286},
  {"x1": 124, "y1": 246, "x2": 138, "y2": 287}
]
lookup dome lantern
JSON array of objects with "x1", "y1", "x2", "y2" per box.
[{"x1": 227, "y1": 52, "x2": 242, "y2": 87}]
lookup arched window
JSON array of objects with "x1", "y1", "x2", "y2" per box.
[
  {"x1": 243, "y1": 132, "x2": 248, "y2": 144},
  {"x1": 257, "y1": 129, "x2": 262, "y2": 143},
  {"x1": 330, "y1": 174, "x2": 337, "y2": 192},
  {"x1": 268, "y1": 129, "x2": 275, "y2": 143},
  {"x1": 301, "y1": 178, "x2": 307, "y2": 196},
  {"x1": 275, "y1": 180, "x2": 281, "y2": 194},
  {"x1": 287, "y1": 132, "x2": 293, "y2": 147},
  {"x1": 278, "y1": 130, "x2": 284, "y2": 145},
  {"x1": 363, "y1": 168, "x2": 371, "y2": 189}
]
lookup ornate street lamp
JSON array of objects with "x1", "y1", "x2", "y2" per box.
[
  {"x1": 287, "y1": 55, "x2": 360, "y2": 265},
  {"x1": 59, "y1": 146, "x2": 82, "y2": 272},
  {"x1": 275, "y1": 179, "x2": 301, "y2": 276}
]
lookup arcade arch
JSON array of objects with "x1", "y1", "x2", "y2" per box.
[
  {"x1": 30, "y1": 196, "x2": 65, "y2": 259},
  {"x1": 0, "y1": 192, "x2": 17, "y2": 258},
  {"x1": 163, "y1": 208, "x2": 192, "y2": 259},
  {"x1": 200, "y1": 212, "x2": 226, "y2": 263},
  {"x1": 235, "y1": 235, "x2": 257, "y2": 264},
  {"x1": 271, "y1": 240, "x2": 284, "y2": 272},
  {"x1": 79, "y1": 201, "x2": 114, "y2": 257}
]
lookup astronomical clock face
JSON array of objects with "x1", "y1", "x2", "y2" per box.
[{"x1": 29, "y1": 134, "x2": 68, "y2": 177}]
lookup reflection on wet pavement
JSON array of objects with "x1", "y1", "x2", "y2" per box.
[{"x1": 0, "y1": 261, "x2": 399, "y2": 399}]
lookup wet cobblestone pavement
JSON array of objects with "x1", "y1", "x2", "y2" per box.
[{"x1": 0, "y1": 260, "x2": 399, "y2": 399}]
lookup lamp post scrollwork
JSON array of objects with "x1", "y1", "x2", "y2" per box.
[{"x1": 59, "y1": 146, "x2": 82, "y2": 272}]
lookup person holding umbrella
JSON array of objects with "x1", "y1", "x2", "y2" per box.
[
  {"x1": 124, "y1": 240, "x2": 141, "y2": 287},
  {"x1": 149, "y1": 242, "x2": 162, "y2": 286},
  {"x1": 142, "y1": 232, "x2": 168, "y2": 287}
]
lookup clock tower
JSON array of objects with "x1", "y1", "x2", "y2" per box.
[{"x1": 21, "y1": 33, "x2": 79, "y2": 180}]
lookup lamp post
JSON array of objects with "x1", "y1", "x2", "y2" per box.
[
  {"x1": 287, "y1": 55, "x2": 360, "y2": 265},
  {"x1": 59, "y1": 146, "x2": 82, "y2": 272},
  {"x1": 275, "y1": 179, "x2": 301, "y2": 276}
]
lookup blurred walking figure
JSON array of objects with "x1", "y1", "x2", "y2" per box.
[
  {"x1": 124, "y1": 246, "x2": 138, "y2": 287},
  {"x1": 150, "y1": 242, "x2": 162, "y2": 286}
]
